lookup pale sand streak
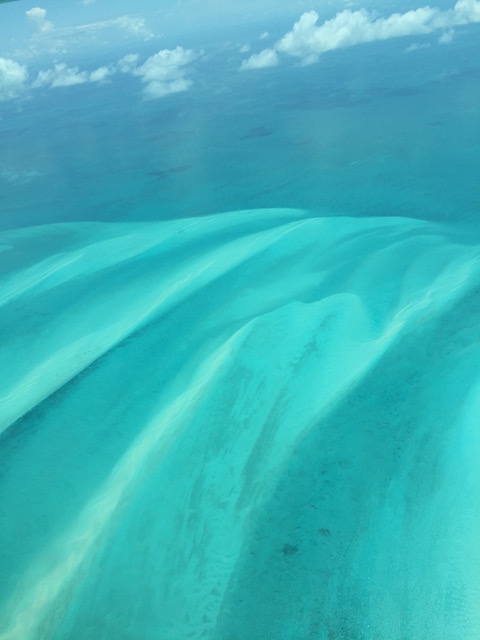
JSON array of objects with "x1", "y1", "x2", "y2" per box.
[
  {"x1": 0, "y1": 218, "x2": 308, "y2": 434},
  {"x1": 0, "y1": 326, "x2": 251, "y2": 640},
  {"x1": 2, "y1": 214, "x2": 480, "y2": 638}
]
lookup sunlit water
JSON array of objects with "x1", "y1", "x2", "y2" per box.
[{"x1": 1, "y1": 27, "x2": 480, "y2": 640}]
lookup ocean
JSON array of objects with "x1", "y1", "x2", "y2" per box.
[{"x1": 0, "y1": 20, "x2": 479, "y2": 640}]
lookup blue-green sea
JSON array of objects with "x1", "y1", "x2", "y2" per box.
[{"x1": 1, "y1": 20, "x2": 480, "y2": 640}]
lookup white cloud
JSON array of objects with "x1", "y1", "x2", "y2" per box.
[
  {"x1": 405, "y1": 42, "x2": 431, "y2": 52},
  {"x1": 242, "y1": 0, "x2": 480, "y2": 68},
  {"x1": 89, "y1": 66, "x2": 114, "y2": 82},
  {"x1": 26, "y1": 7, "x2": 54, "y2": 33},
  {"x1": 132, "y1": 47, "x2": 197, "y2": 99},
  {"x1": 0, "y1": 58, "x2": 28, "y2": 101},
  {"x1": 53, "y1": 16, "x2": 153, "y2": 41},
  {"x1": 114, "y1": 16, "x2": 153, "y2": 40},
  {"x1": 241, "y1": 48, "x2": 279, "y2": 70},
  {"x1": 117, "y1": 53, "x2": 140, "y2": 73},
  {"x1": 454, "y1": 0, "x2": 480, "y2": 21},
  {"x1": 2, "y1": 46, "x2": 197, "y2": 100},
  {"x1": 275, "y1": 8, "x2": 442, "y2": 63},
  {"x1": 260, "y1": 31, "x2": 269, "y2": 40},
  {"x1": 26, "y1": 7, "x2": 46, "y2": 20},
  {"x1": 439, "y1": 29, "x2": 455, "y2": 42},
  {"x1": 33, "y1": 62, "x2": 115, "y2": 89},
  {"x1": 239, "y1": 44, "x2": 251, "y2": 53},
  {"x1": 33, "y1": 63, "x2": 88, "y2": 88}
]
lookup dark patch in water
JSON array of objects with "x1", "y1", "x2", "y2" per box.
[
  {"x1": 387, "y1": 86, "x2": 421, "y2": 97},
  {"x1": 291, "y1": 138, "x2": 312, "y2": 147},
  {"x1": 241, "y1": 126, "x2": 273, "y2": 140},
  {"x1": 318, "y1": 527, "x2": 331, "y2": 537},
  {"x1": 146, "y1": 165, "x2": 192, "y2": 181},
  {"x1": 282, "y1": 543, "x2": 298, "y2": 556},
  {"x1": 427, "y1": 120, "x2": 443, "y2": 126}
]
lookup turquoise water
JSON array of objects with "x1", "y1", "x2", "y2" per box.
[{"x1": 1, "y1": 26, "x2": 480, "y2": 640}]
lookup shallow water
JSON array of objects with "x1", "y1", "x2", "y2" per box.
[{"x1": 1, "y1": 25, "x2": 480, "y2": 640}]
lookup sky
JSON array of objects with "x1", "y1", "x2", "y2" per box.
[{"x1": 1, "y1": 0, "x2": 480, "y2": 102}]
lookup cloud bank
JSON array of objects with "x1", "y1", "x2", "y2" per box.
[
  {"x1": 0, "y1": 45, "x2": 197, "y2": 102},
  {"x1": 113, "y1": 16, "x2": 153, "y2": 40},
  {"x1": 132, "y1": 47, "x2": 197, "y2": 99},
  {"x1": 33, "y1": 63, "x2": 114, "y2": 88},
  {"x1": 52, "y1": 16, "x2": 153, "y2": 41},
  {"x1": 26, "y1": 7, "x2": 54, "y2": 33},
  {"x1": 117, "y1": 53, "x2": 140, "y2": 73},
  {"x1": 0, "y1": 58, "x2": 28, "y2": 101},
  {"x1": 242, "y1": 0, "x2": 480, "y2": 67},
  {"x1": 455, "y1": 0, "x2": 480, "y2": 20},
  {"x1": 241, "y1": 48, "x2": 278, "y2": 70}
]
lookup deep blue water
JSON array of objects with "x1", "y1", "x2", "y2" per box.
[
  {"x1": 1, "y1": 28, "x2": 479, "y2": 230},
  {"x1": 0, "y1": 25, "x2": 480, "y2": 640}
]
